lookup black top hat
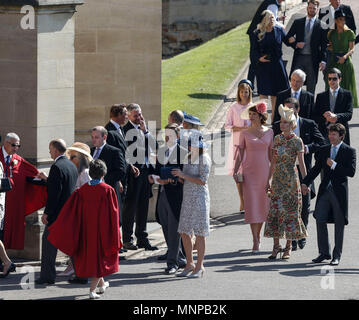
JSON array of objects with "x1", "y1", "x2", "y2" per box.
[{"x1": 334, "y1": 9, "x2": 346, "y2": 20}]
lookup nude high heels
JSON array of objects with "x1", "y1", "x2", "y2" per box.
[{"x1": 188, "y1": 268, "x2": 205, "y2": 278}]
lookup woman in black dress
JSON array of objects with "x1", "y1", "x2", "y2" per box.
[{"x1": 252, "y1": 10, "x2": 290, "y2": 114}]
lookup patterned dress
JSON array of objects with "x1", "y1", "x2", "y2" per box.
[
  {"x1": 264, "y1": 133, "x2": 308, "y2": 240},
  {"x1": 178, "y1": 153, "x2": 211, "y2": 237}
]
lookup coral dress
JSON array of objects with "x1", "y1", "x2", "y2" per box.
[
  {"x1": 237, "y1": 128, "x2": 273, "y2": 223},
  {"x1": 264, "y1": 133, "x2": 308, "y2": 240},
  {"x1": 225, "y1": 102, "x2": 250, "y2": 175}
]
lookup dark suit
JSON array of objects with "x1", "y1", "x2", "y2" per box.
[
  {"x1": 273, "y1": 117, "x2": 326, "y2": 227},
  {"x1": 273, "y1": 88, "x2": 314, "y2": 123},
  {"x1": 303, "y1": 143, "x2": 356, "y2": 260},
  {"x1": 151, "y1": 144, "x2": 188, "y2": 268},
  {"x1": 40, "y1": 155, "x2": 78, "y2": 282},
  {"x1": 91, "y1": 143, "x2": 126, "y2": 223},
  {"x1": 285, "y1": 17, "x2": 327, "y2": 93},
  {"x1": 121, "y1": 121, "x2": 157, "y2": 245},
  {"x1": 313, "y1": 87, "x2": 353, "y2": 145}
]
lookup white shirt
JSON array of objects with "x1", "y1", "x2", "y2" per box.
[
  {"x1": 330, "y1": 87, "x2": 340, "y2": 100},
  {"x1": 305, "y1": 16, "x2": 316, "y2": 31},
  {"x1": 110, "y1": 119, "x2": 124, "y2": 137},
  {"x1": 291, "y1": 88, "x2": 302, "y2": 100},
  {"x1": 2, "y1": 146, "x2": 11, "y2": 164}
]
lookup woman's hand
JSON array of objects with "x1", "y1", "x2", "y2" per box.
[
  {"x1": 171, "y1": 168, "x2": 184, "y2": 179},
  {"x1": 157, "y1": 179, "x2": 170, "y2": 185},
  {"x1": 259, "y1": 55, "x2": 270, "y2": 63},
  {"x1": 288, "y1": 36, "x2": 295, "y2": 44},
  {"x1": 337, "y1": 56, "x2": 346, "y2": 64}
]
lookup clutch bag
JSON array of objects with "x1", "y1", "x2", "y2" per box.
[
  {"x1": 160, "y1": 167, "x2": 179, "y2": 181},
  {"x1": 0, "y1": 178, "x2": 12, "y2": 193}
]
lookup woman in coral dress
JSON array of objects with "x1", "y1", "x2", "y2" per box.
[
  {"x1": 225, "y1": 79, "x2": 252, "y2": 212},
  {"x1": 233, "y1": 101, "x2": 273, "y2": 253}
]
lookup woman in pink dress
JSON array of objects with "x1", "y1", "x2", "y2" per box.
[
  {"x1": 233, "y1": 101, "x2": 273, "y2": 253},
  {"x1": 225, "y1": 79, "x2": 252, "y2": 212}
]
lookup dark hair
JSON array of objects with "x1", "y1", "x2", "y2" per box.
[
  {"x1": 328, "y1": 123, "x2": 346, "y2": 139},
  {"x1": 328, "y1": 68, "x2": 342, "y2": 79},
  {"x1": 110, "y1": 103, "x2": 127, "y2": 118},
  {"x1": 248, "y1": 106, "x2": 268, "y2": 124},
  {"x1": 169, "y1": 110, "x2": 184, "y2": 125},
  {"x1": 284, "y1": 97, "x2": 300, "y2": 110},
  {"x1": 307, "y1": 0, "x2": 320, "y2": 7},
  {"x1": 50, "y1": 139, "x2": 66, "y2": 153},
  {"x1": 89, "y1": 159, "x2": 107, "y2": 180}
]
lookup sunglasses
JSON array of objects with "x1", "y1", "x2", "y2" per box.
[
  {"x1": 328, "y1": 77, "x2": 338, "y2": 81},
  {"x1": 8, "y1": 143, "x2": 20, "y2": 148}
]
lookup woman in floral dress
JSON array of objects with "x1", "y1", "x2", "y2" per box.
[{"x1": 264, "y1": 105, "x2": 308, "y2": 260}]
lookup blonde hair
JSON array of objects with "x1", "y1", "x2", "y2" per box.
[
  {"x1": 236, "y1": 83, "x2": 253, "y2": 104},
  {"x1": 257, "y1": 10, "x2": 275, "y2": 41}
]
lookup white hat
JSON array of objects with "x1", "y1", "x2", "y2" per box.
[{"x1": 278, "y1": 104, "x2": 297, "y2": 123}]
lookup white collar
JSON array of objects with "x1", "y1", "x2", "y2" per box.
[
  {"x1": 54, "y1": 154, "x2": 65, "y2": 162},
  {"x1": 291, "y1": 88, "x2": 302, "y2": 96},
  {"x1": 110, "y1": 119, "x2": 122, "y2": 131},
  {"x1": 330, "y1": 87, "x2": 340, "y2": 95},
  {"x1": 95, "y1": 142, "x2": 106, "y2": 151},
  {"x1": 129, "y1": 120, "x2": 140, "y2": 130},
  {"x1": 332, "y1": 141, "x2": 343, "y2": 150},
  {"x1": 306, "y1": 16, "x2": 316, "y2": 23}
]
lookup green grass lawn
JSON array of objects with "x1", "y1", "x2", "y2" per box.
[{"x1": 162, "y1": 21, "x2": 250, "y2": 128}]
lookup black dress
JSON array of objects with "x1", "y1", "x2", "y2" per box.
[{"x1": 253, "y1": 25, "x2": 290, "y2": 96}]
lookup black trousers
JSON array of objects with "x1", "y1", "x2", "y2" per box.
[
  {"x1": 122, "y1": 166, "x2": 151, "y2": 244},
  {"x1": 40, "y1": 226, "x2": 58, "y2": 281}
]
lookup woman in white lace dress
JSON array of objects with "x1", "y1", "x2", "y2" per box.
[{"x1": 172, "y1": 133, "x2": 211, "y2": 278}]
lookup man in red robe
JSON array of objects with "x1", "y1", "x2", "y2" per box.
[
  {"x1": 48, "y1": 159, "x2": 121, "y2": 299},
  {"x1": 0, "y1": 133, "x2": 47, "y2": 250}
]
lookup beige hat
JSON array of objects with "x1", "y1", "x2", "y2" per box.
[
  {"x1": 278, "y1": 104, "x2": 297, "y2": 123},
  {"x1": 67, "y1": 142, "x2": 93, "y2": 160},
  {"x1": 240, "y1": 100, "x2": 269, "y2": 121}
]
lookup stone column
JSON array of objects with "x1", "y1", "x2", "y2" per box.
[{"x1": 0, "y1": 0, "x2": 83, "y2": 260}]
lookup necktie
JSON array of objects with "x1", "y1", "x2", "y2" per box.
[
  {"x1": 5, "y1": 155, "x2": 10, "y2": 166},
  {"x1": 331, "y1": 146, "x2": 338, "y2": 160},
  {"x1": 330, "y1": 91, "x2": 336, "y2": 112},
  {"x1": 306, "y1": 20, "x2": 311, "y2": 34},
  {"x1": 93, "y1": 148, "x2": 101, "y2": 159},
  {"x1": 165, "y1": 149, "x2": 170, "y2": 157}
]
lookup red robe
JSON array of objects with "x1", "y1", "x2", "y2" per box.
[
  {"x1": 48, "y1": 182, "x2": 121, "y2": 278},
  {"x1": 0, "y1": 152, "x2": 47, "y2": 250}
]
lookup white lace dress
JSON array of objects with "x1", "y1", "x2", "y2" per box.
[
  {"x1": 178, "y1": 153, "x2": 211, "y2": 237},
  {"x1": 0, "y1": 162, "x2": 5, "y2": 232}
]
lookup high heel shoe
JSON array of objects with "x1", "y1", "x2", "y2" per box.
[
  {"x1": 268, "y1": 245, "x2": 282, "y2": 260},
  {"x1": 282, "y1": 245, "x2": 292, "y2": 260},
  {"x1": 252, "y1": 240, "x2": 261, "y2": 253},
  {"x1": 0, "y1": 262, "x2": 16, "y2": 278},
  {"x1": 97, "y1": 281, "x2": 109, "y2": 294},
  {"x1": 89, "y1": 291, "x2": 101, "y2": 300},
  {"x1": 176, "y1": 267, "x2": 195, "y2": 277},
  {"x1": 188, "y1": 268, "x2": 205, "y2": 278}
]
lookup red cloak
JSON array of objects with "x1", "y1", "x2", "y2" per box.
[
  {"x1": 48, "y1": 182, "x2": 121, "y2": 278},
  {"x1": 0, "y1": 152, "x2": 47, "y2": 250}
]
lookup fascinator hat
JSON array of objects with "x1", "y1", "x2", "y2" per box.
[
  {"x1": 240, "y1": 100, "x2": 269, "y2": 122},
  {"x1": 188, "y1": 130, "x2": 208, "y2": 149},
  {"x1": 278, "y1": 104, "x2": 297, "y2": 129}
]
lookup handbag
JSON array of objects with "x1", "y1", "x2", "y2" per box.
[
  {"x1": 0, "y1": 177, "x2": 12, "y2": 193},
  {"x1": 160, "y1": 166, "x2": 179, "y2": 181},
  {"x1": 234, "y1": 173, "x2": 243, "y2": 183}
]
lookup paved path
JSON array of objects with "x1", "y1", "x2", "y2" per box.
[{"x1": 1, "y1": 1, "x2": 359, "y2": 301}]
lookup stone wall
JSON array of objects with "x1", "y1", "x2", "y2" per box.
[
  {"x1": 74, "y1": 0, "x2": 162, "y2": 143},
  {"x1": 163, "y1": 0, "x2": 304, "y2": 58}
]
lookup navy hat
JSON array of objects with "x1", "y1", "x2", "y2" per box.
[
  {"x1": 334, "y1": 9, "x2": 346, "y2": 19},
  {"x1": 238, "y1": 79, "x2": 254, "y2": 91},
  {"x1": 183, "y1": 113, "x2": 204, "y2": 126}
]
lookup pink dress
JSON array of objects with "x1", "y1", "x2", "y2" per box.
[
  {"x1": 238, "y1": 129, "x2": 274, "y2": 224},
  {"x1": 225, "y1": 102, "x2": 250, "y2": 175}
]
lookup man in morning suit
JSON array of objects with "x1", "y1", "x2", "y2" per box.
[
  {"x1": 273, "y1": 69, "x2": 314, "y2": 124},
  {"x1": 105, "y1": 104, "x2": 140, "y2": 223},
  {"x1": 149, "y1": 124, "x2": 188, "y2": 274},
  {"x1": 122, "y1": 103, "x2": 158, "y2": 251},
  {"x1": 273, "y1": 97, "x2": 326, "y2": 250},
  {"x1": 312, "y1": 68, "x2": 353, "y2": 145},
  {"x1": 247, "y1": 0, "x2": 286, "y2": 92},
  {"x1": 285, "y1": 0, "x2": 327, "y2": 94},
  {"x1": 36, "y1": 139, "x2": 78, "y2": 285},
  {"x1": 302, "y1": 123, "x2": 356, "y2": 266}
]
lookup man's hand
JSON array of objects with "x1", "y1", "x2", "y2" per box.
[
  {"x1": 319, "y1": 62, "x2": 326, "y2": 72},
  {"x1": 288, "y1": 36, "x2": 295, "y2": 44},
  {"x1": 301, "y1": 184, "x2": 309, "y2": 195},
  {"x1": 41, "y1": 214, "x2": 48, "y2": 225},
  {"x1": 119, "y1": 181, "x2": 124, "y2": 193},
  {"x1": 131, "y1": 165, "x2": 140, "y2": 177},
  {"x1": 296, "y1": 42, "x2": 305, "y2": 49},
  {"x1": 327, "y1": 158, "x2": 334, "y2": 167},
  {"x1": 36, "y1": 172, "x2": 48, "y2": 181},
  {"x1": 259, "y1": 55, "x2": 270, "y2": 63}
]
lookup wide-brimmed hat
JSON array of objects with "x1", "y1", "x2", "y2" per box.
[
  {"x1": 240, "y1": 100, "x2": 269, "y2": 120},
  {"x1": 278, "y1": 104, "x2": 296, "y2": 123},
  {"x1": 67, "y1": 142, "x2": 93, "y2": 160},
  {"x1": 187, "y1": 130, "x2": 207, "y2": 149},
  {"x1": 183, "y1": 113, "x2": 204, "y2": 126}
]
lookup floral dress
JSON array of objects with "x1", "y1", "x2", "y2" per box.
[{"x1": 264, "y1": 133, "x2": 308, "y2": 240}]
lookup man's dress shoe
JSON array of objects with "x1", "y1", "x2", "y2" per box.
[
  {"x1": 291, "y1": 241, "x2": 298, "y2": 251},
  {"x1": 123, "y1": 242, "x2": 138, "y2": 250},
  {"x1": 330, "y1": 258, "x2": 340, "y2": 266},
  {"x1": 298, "y1": 239, "x2": 306, "y2": 249},
  {"x1": 312, "y1": 254, "x2": 331, "y2": 263},
  {"x1": 165, "y1": 266, "x2": 178, "y2": 275},
  {"x1": 137, "y1": 242, "x2": 158, "y2": 251},
  {"x1": 68, "y1": 276, "x2": 88, "y2": 284},
  {"x1": 35, "y1": 278, "x2": 55, "y2": 285}
]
